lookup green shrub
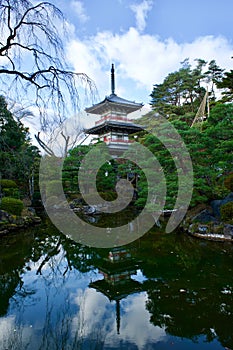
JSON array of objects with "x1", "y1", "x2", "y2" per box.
[
  {"x1": 0, "y1": 197, "x2": 24, "y2": 216},
  {"x1": 0, "y1": 179, "x2": 17, "y2": 188},
  {"x1": 220, "y1": 201, "x2": 233, "y2": 224},
  {"x1": 2, "y1": 187, "x2": 19, "y2": 198},
  {"x1": 0, "y1": 179, "x2": 19, "y2": 198}
]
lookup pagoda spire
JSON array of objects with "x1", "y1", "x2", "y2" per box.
[
  {"x1": 116, "y1": 300, "x2": 121, "y2": 334},
  {"x1": 111, "y1": 63, "x2": 115, "y2": 95}
]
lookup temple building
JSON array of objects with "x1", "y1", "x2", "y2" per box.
[{"x1": 85, "y1": 64, "x2": 143, "y2": 157}]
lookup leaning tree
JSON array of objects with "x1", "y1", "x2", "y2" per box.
[{"x1": 0, "y1": 0, "x2": 95, "y2": 130}]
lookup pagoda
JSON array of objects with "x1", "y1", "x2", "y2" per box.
[
  {"x1": 85, "y1": 64, "x2": 143, "y2": 157},
  {"x1": 89, "y1": 247, "x2": 143, "y2": 334}
]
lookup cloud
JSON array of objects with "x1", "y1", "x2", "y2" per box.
[
  {"x1": 66, "y1": 27, "x2": 233, "y2": 104},
  {"x1": 72, "y1": 288, "x2": 166, "y2": 349},
  {"x1": 70, "y1": 1, "x2": 89, "y2": 24},
  {"x1": 130, "y1": 0, "x2": 154, "y2": 32}
]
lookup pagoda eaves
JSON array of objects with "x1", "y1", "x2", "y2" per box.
[
  {"x1": 86, "y1": 93, "x2": 143, "y2": 115},
  {"x1": 84, "y1": 120, "x2": 143, "y2": 135}
]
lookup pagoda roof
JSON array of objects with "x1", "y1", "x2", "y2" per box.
[
  {"x1": 89, "y1": 278, "x2": 143, "y2": 301},
  {"x1": 85, "y1": 120, "x2": 143, "y2": 135},
  {"x1": 85, "y1": 93, "x2": 143, "y2": 115}
]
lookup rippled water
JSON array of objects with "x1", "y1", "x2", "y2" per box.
[{"x1": 0, "y1": 217, "x2": 233, "y2": 350}]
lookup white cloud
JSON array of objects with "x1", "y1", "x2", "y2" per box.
[
  {"x1": 130, "y1": 0, "x2": 154, "y2": 32},
  {"x1": 72, "y1": 288, "x2": 166, "y2": 349},
  {"x1": 66, "y1": 27, "x2": 233, "y2": 104},
  {"x1": 70, "y1": 1, "x2": 89, "y2": 24}
]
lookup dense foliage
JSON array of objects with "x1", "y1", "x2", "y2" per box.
[
  {"x1": 150, "y1": 58, "x2": 225, "y2": 118},
  {"x1": 135, "y1": 103, "x2": 232, "y2": 209},
  {"x1": 62, "y1": 144, "x2": 118, "y2": 200},
  {"x1": 0, "y1": 95, "x2": 40, "y2": 197}
]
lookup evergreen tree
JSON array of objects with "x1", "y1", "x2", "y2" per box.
[
  {"x1": 217, "y1": 69, "x2": 233, "y2": 102},
  {"x1": 150, "y1": 59, "x2": 208, "y2": 117},
  {"x1": 0, "y1": 95, "x2": 40, "y2": 194}
]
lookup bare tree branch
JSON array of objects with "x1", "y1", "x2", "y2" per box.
[
  {"x1": 35, "y1": 131, "x2": 55, "y2": 156},
  {"x1": 0, "y1": 0, "x2": 96, "y2": 129}
]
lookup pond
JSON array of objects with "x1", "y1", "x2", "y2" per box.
[{"x1": 0, "y1": 216, "x2": 233, "y2": 350}]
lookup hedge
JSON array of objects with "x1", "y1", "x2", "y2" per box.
[{"x1": 0, "y1": 197, "x2": 24, "y2": 216}]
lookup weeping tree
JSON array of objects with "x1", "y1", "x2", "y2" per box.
[{"x1": 0, "y1": 0, "x2": 95, "y2": 130}]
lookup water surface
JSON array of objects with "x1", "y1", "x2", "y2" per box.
[{"x1": 0, "y1": 218, "x2": 233, "y2": 349}]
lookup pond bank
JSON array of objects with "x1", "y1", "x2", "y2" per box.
[
  {"x1": 0, "y1": 209, "x2": 41, "y2": 236},
  {"x1": 182, "y1": 194, "x2": 233, "y2": 242}
]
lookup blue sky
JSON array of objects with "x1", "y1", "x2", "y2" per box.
[{"x1": 50, "y1": 0, "x2": 233, "y2": 110}]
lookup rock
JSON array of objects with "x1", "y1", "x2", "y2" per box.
[
  {"x1": 223, "y1": 224, "x2": 233, "y2": 237},
  {"x1": 211, "y1": 192, "x2": 233, "y2": 219},
  {"x1": 198, "y1": 225, "x2": 208, "y2": 233},
  {"x1": 83, "y1": 205, "x2": 96, "y2": 215},
  {"x1": 0, "y1": 210, "x2": 9, "y2": 222},
  {"x1": 28, "y1": 207, "x2": 36, "y2": 214},
  {"x1": 0, "y1": 209, "x2": 41, "y2": 235},
  {"x1": 192, "y1": 209, "x2": 219, "y2": 224}
]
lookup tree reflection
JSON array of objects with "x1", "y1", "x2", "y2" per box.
[
  {"x1": 0, "y1": 222, "x2": 233, "y2": 349},
  {"x1": 137, "y1": 232, "x2": 233, "y2": 349}
]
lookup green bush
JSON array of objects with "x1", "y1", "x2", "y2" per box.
[
  {"x1": 0, "y1": 179, "x2": 17, "y2": 188},
  {"x1": 0, "y1": 179, "x2": 19, "y2": 198},
  {"x1": 0, "y1": 197, "x2": 24, "y2": 216},
  {"x1": 220, "y1": 201, "x2": 233, "y2": 224},
  {"x1": 2, "y1": 187, "x2": 19, "y2": 198}
]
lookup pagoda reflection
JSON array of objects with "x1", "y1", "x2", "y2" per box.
[{"x1": 89, "y1": 246, "x2": 144, "y2": 334}]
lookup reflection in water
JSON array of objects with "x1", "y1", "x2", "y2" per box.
[
  {"x1": 0, "y1": 220, "x2": 233, "y2": 349},
  {"x1": 89, "y1": 247, "x2": 143, "y2": 334}
]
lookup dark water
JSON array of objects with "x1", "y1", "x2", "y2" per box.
[{"x1": 0, "y1": 217, "x2": 233, "y2": 350}]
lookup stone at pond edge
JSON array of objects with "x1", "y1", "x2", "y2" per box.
[
  {"x1": 182, "y1": 197, "x2": 233, "y2": 241},
  {"x1": 0, "y1": 209, "x2": 41, "y2": 235},
  {"x1": 223, "y1": 224, "x2": 233, "y2": 237},
  {"x1": 192, "y1": 209, "x2": 219, "y2": 224}
]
